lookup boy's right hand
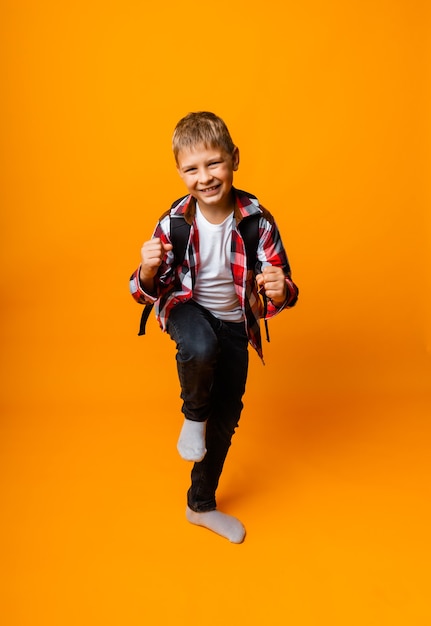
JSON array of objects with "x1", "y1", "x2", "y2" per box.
[{"x1": 139, "y1": 238, "x2": 173, "y2": 282}]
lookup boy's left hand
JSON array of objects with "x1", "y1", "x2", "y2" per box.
[{"x1": 256, "y1": 266, "x2": 287, "y2": 306}]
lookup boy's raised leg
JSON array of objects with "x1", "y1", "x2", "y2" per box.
[{"x1": 177, "y1": 418, "x2": 207, "y2": 462}]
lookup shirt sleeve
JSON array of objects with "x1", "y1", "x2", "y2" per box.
[{"x1": 129, "y1": 266, "x2": 159, "y2": 304}]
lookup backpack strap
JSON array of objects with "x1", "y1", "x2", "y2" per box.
[
  {"x1": 170, "y1": 214, "x2": 191, "y2": 266},
  {"x1": 138, "y1": 301, "x2": 153, "y2": 336},
  {"x1": 238, "y1": 213, "x2": 260, "y2": 271}
]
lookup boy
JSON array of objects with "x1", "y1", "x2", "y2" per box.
[{"x1": 130, "y1": 112, "x2": 298, "y2": 543}]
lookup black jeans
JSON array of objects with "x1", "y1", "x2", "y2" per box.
[{"x1": 166, "y1": 300, "x2": 249, "y2": 512}]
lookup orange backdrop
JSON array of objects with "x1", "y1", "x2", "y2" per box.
[{"x1": 1, "y1": 1, "x2": 430, "y2": 625}]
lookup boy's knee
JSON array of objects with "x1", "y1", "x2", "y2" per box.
[{"x1": 178, "y1": 336, "x2": 218, "y2": 365}]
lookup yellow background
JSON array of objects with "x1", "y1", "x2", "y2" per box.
[{"x1": 1, "y1": 1, "x2": 430, "y2": 624}]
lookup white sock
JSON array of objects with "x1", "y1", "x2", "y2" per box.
[
  {"x1": 186, "y1": 506, "x2": 246, "y2": 544},
  {"x1": 177, "y1": 419, "x2": 207, "y2": 462}
]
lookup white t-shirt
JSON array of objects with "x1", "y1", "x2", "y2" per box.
[{"x1": 192, "y1": 203, "x2": 244, "y2": 322}]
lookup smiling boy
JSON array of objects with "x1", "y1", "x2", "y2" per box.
[{"x1": 130, "y1": 112, "x2": 298, "y2": 543}]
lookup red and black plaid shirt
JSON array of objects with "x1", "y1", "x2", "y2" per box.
[{"x1": 130, "y1": 189, "x2": 298, "y2": 361}]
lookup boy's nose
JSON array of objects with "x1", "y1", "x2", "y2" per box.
[{"x1": 198, "y1": 168, "x2": 213, "y2": 184}]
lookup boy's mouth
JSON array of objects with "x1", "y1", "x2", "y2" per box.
[{"x1": 199, "y1": 185, "x2": 220, "y2": 193}]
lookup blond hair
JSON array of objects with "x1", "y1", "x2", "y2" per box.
[{"x1": 172, "y1": 112, "x2": 235, "y2": 162}]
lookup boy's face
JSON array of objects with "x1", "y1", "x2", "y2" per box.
[{"x1": 176, "y1": 143, "x2": 239, "y2": 213}]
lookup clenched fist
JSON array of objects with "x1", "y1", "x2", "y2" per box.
[
  {"x1": 256, "y1": 265, "x2": 287, "y2": 306},
  {"x1": 139, "y1": 238, "x2": 173, "y2": 291}
]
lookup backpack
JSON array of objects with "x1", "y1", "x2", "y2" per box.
[{"x1": 138, "y1": 199, "x2": 269, "y2": 339}]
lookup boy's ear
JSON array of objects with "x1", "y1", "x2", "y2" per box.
[{"x1": 232, "y1": 146, "x2": 240, "y2": 171}]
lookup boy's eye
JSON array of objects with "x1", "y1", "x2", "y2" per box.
[
  {"x1": 209, "y1": 161, "x2": 221, "y2": 166},
  {"x1": 185, "y1": 168, "x2": 197, "y2": 173}
]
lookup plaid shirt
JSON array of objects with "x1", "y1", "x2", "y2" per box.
[{"x1": 130, "y1": 188, "x2": 298, "y2": 361}]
